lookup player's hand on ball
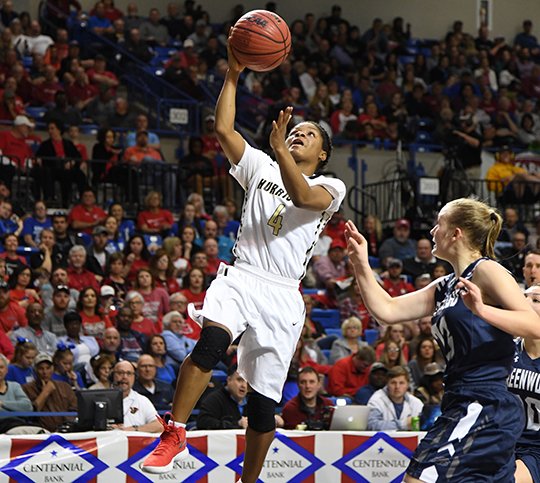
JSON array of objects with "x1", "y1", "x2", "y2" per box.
[
  {"x1": 344, "y1": 220, "x2": 370, "y2": 268},
  {"x1": 226, "y1": 31, "x2": 245, "y2": 73},
  {"x1": 270, "y1": 106, "x2": 293, "y2": 152}
]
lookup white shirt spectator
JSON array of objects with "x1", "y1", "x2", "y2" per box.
[
  {"x1": 367, "y1": 386, "x2": 424, "y2": 431},
  {"x1": 122, "y1": 389, "x2": 158, "y2": 427}
]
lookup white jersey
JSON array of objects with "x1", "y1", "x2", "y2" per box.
[{"x1": 230, "y1": 141, "x2": 346, "y2": 280}]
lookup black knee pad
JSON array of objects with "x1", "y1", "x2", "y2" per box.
[
  {"x1": 246, "y1": 391, "x2": 276, "y2": 433},
  {"x1": 190, "y1": 326, "x2": 231, "y2": 371}
]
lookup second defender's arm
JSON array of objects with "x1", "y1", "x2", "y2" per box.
[{"x1": 214, "y1": 43, "x2": 246, "y2": 165}]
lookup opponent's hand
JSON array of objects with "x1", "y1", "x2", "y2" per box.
[
  {"x1": 270, "y1": 106, "x2": 293, "y2": 153},
  {"x1": 456, "y1": 277, "x2": 484, "y2": 316},
  {"x1": 226, "y1": 31, "x2": 245, "y2": 73},
  {"x1": 344, "y1": 220, "x2": 369, "y2": 268}
]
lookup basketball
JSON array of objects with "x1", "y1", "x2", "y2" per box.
[{"x1": 229, "y1": 10, "x2": 291, "y2": 72}]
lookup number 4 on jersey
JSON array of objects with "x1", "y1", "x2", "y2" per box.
[{"x1": 267, "y1": 204, "x2": 285, "y2": 236}]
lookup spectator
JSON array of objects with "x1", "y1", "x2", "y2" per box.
[
  {"x1": 161, "y1": 310, "x2": 196, "y2": 369},
  {"x1": 313, "y1": 238, "x2": 348, "y2": 291},
  {"x1": 110, "y1": 360, "x2": 161, "y2": 432},
  {"x1": 33, "y1": 120, "x2": 86, "y2": 206},
  {"x1": 197, "y1": 366, "x2": 248, "y2": 430},
  {"x1": 11, "y1": 303, "x2": 57, "y2": 356},
  {"x1": 68, "y1": 188, "x2": 107, "y2": 235},
  {"x1": 140, "y1": 8, "x2": 169, "y2": 47},
  {"x1": 514, "y1": 20, "x2": 540, "y2": 55},
  {"x1": 85, "y1": 225, "x2": 110, "y2": 278},
  {"x1": 25, "y1": 20, "x2": 54, "y2": 56},
  {"x1": 367, "y1": 366, "x2": 423, "y2": 430},
  {"x1": 163, "y1": 237, "x2": 189, "y2": 283},
  {"x1": 378, "y1": 219, "x2": 417, "y2": 263},
  {"x1": 486, "y1": 146, "x2": 540, "y2": 202},
  {"x1": 0, "y1": 115, "x2": 35, "y2": 190},
  {"x1": 202, "y1": 218, "x2": 234, "y2": 265},
  {"x1": 329, "y1": 316, "x2": 368, "y2": 364},
  {"x1": 327, "y1": 346, "x2": 376, "y2": 397},
  {"x1": 115, "y1": 304, "x2": 147, "y2": 362},
  {"x1": 500, "y1": 231, "x2": 529, "y2": 284},
  {"x1": 52, "y1": 345, "x2": 84, "y2": 389},
  {"x1": 51, "y1": 212, "x2": 76, "y2": 263},
  {"x1": 149, "y1": 248, "x2": 180, "y2": 295},
  {"x1": 77, "y1": 287, "x2": 113, "y2": 343},
  {"x1": 499, "y1": 207, "x2": 529, "y2": 243},
  {"x1": 0, "y1": 201, "x2": 22, "y2": 238},
  {"x1": 281, "y1": 366, "x2": 333, "y2": 430},
  {"x1": 58, "y1": 311, "x2": 99, "y2": 366},
  {"x1": 65, "y1": 67, "x2": 99, "y2": 112},
  {"x1": 402, "y1": 238, "x2": 438, "y2": 280},
  {"x1": 202, "y1": 237, "x2": 227, "y2": 277},
  {"x1": 126, "y1": 114, "x2": 160, "y2": 149},
  {"x1": 91, "y1": 128, "x2": 122, "y2": 187},
  {"x1": 0, "y1": 233, "x2": 26, "y2": 275},
  {"x1": 145, "y1": 334, "x2": 176, "y2": 385},
  {"x1": 109, "y1": 202, "x2": 135, "y2": 242},
  {"x1": 23, "y1": 352, "x2": 77, "y2": 432},
  {"x1": 378, "y1": 340, "x2": 407, "y2": 371},
  {"x1": 375, "y1": 324, "x2": 410, "y2": 361},
  {"x1": 41, "y1": 267, "x2": 78, "y2": 312},
  {"x1": 88, "y1": 353, "x2": 115, "y2": 389},
  {"x1": 86, "y1": 54, "x2": 119, "y2": 93},
  {"x1": 179, "y1": 136, "x2": 214, "y2": 196},
  {"x1": 160, "y1": 2, "x2": 182, "y2": 40},
  {"x1": 124, "y1": 2, "x2": 142, "y2": 31},
  {"x1": 66, "y1": 245, "x2": 99, "y2": 292},
  {"x1": 43, "y1": 90, "x2": 83, "y2": 129},
  {"x1": 6, "y1": 340, "x2": 36, "y2": 385},
  {"x1": 137, "y1": 191, "x2": 173, "y2": 235},
  {"x1": 0, "y1": 279, "x2": 28, "y2": 335},
  {"x1": 180, "y1": 267, "x2": 207, "y2": 340},
  {"x1": 123, "y1": 234, "x2": 151, "y2": 284},
  {"x1": 108, "y1": 96, "x2": 136, "y2": 129},
  {"x1": 414, "y1": 362, "x2": 445, "y2": 405},
  {"x1": 103, "y1": 216, "x2": 126, "y2": 254},
  {"x1": 8, "y1": 265, "x2": 40, "y2": 309},
  {"x1": 101, "y1": 327, "x2": 121, "y2": 359},
  {"x1": 88, "y1": 1, "x2": 114, "y2": 36},
  {"x1": 134, "y1": 269, "x2": 169, "y2": 332},
  {"x1": 22, "y1": 201, "x2": 52, "y2": 248},
  {"x1": 354, "y1": 362, "x2": 389, "y2": 405},
  {"x1": 124, "y1": 28, "x2": 153, "y2": 63},
  {"x1": 133, "y1": 353, "x2": 174, "y2": 410},
  {"x1": 381, "y1": 258, "x2": 415, "y2": 297},
  {"x1": 0, "y1": 353, "x2": 33, "y2": 419}
]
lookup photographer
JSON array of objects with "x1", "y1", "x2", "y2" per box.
[{"x1": 281, "y1": 367, "x2": 333, "y2": 430}]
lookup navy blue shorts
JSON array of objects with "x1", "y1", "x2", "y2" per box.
[
  {"x1": 407, "y1": 382, "x2": 524, "y2": 482},
  {"x1": 516, "y1": 447, "x2": 540, "y2": 483}
]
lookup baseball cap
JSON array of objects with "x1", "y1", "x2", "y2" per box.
[
  {"x1": 183, "y1": 38, "x2": 195, "y2": 48},
  {"x1": 370, "y1": 362, "x2": 389, "y2": 373},
  {"x1": 387, "y1": 257, "x2": 403, "y2": 268},
  {"x1": 14, "y1": 115, "x2": 35, "y2": 128},
  {"x1": 92, "y1": 225, "x2": 108, "y2": 236},
  {"x1": 100, "y1": 285, "x2": 115, "y2": 297},
  {"x1": 329, "y1": 238, "x2": 347, "y2": 250},
  {"x1": 34, "y1": 353, "x2": 53, "y2": 366},
  {"x1": 53, "y1": 284, "x2": 70, "y2": 295},
  {"x1": 395, "y1": 218, "x2": 410, "y2": 229},
  {"x1": 424, "y1": 362, "x2": 444, "y2": 377},
  {"x1": 205, "y1": 114, "x2": 215, "y2": 122}
]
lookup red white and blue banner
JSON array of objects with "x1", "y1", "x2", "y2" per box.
[{"x1": 0, "y1": 430, "x2": 424, "y2": 482}]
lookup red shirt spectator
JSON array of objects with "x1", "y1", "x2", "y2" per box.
[
  {"x1": 0, "y1": 118, "x2": 35, "y2": 169},
  {"x1": 67, "y1": 267, "x2": 99, "y2": 292},
  {"x1": 0, "y1": 330, "x2": 14, "y2": 359},
  {"x1": 80, "y1": 311, "x2": 113, "y2": 340},
  {"x1": 327, "y1": 351, "x2": 374, "y2": 397},
  {"x1": 0, "y1": 283, "x2": 27, "y2": 332},
  {"x1": 382, "y1": 258, "x2": 415, "y2": 297},
  {"x1": 281, "y1": 394, "x2": 334, "y2": 430},
  {"x1": 68, "y1": 189, "x2": 107, "y2": 234},
  {"x1": 137, "y1": 209, "x2": 173, "y2": 233}
]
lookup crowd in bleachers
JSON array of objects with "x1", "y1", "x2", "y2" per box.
[{"x1": 2, "y1": 0, "x2": 540, "y2": 433}]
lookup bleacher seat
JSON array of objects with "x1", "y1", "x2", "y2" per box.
[
  {"x1": 212, "y1": 370, "x2": 227, "y2": 383},
  {"x1": 368, "y1": 256, "x2": 380, "y2": 269},
  {"x1": 398, "y1": 55, "x2": 415, "y2": 66},
  {"x1": 302, "y1": 288, "x2": 327, "y2": 296},
  {"x1": 321, "y1": 349, "x2": 331, "y2": 360},
  {"x1": 364, "y1": 329, "x2": 379, "y2": 346},
  {"x1": 311, "y1": 308, "x2": 341, "y2": 329},
  {"x1": 325, "y1": 328, "x2": 343, "y2": 338},
  {"x1": 415, "y1": 131, "x2": 434, "y2": 144},
  {"x1": 25, "y1": 107, "x2": 47, "y2": 119},
  {"x1": 77, "y1": 232, "x2": 92, "y2": 246}
]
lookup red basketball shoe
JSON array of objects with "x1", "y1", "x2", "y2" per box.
[{"x1": 141, "y1": 413, "x2": 189, "y2": 474}]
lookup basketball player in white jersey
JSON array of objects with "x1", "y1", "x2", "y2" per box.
[{"x1": 141, "y1": 40, "x2": 346, "y2": 482}]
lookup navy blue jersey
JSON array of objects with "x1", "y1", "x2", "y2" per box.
[
  {"x1": 508, "y1": 339, "x2": 540, "y2": 449},
  {"x1": 431, "y1": 258, "x2": 515, "y2": 387}
]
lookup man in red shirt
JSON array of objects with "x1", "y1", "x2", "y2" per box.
[
  {"x1": 202, "y1": 237, "x2": 227, "y2": 277},
  {"x1": 327, "y1": 346, "x2": 376, "y2": 397},
  {"x1": 68, "y1": 188, "x2": 106, "y2": 234},
  {"x1": 65, "y1": 67, "x2": 98, "y2": 111},
  {"x1": 31, "y1": 65, "x2": 63, "y2": 107},
  {"x1": 0, "y1": 115, "x2": 35, "y2": 189},
  {"x1": 281, "y1": 367, "x2": 334, "y2": 430},
  {"x1": 86, "y1": 54, "x2": 119, "y2": 94},
  {"x1": 0, "y1": 279, "x2": 27, "y2": 333},
  {"x1": 382, "y1": 258, "x2": 415, "y2": 297},
  {"x1": 66, "y1": 245, "x2": 99, "y2": 292},
  {"x1": 123, "y1": 131, "x2": 162, "y2": 167}
]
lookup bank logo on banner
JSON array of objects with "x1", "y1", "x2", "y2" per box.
[
  {"x1": 0, "y1": 434, "x2": 108, "y2": 483},
  {"x1": 117, "y1": 438, "x2": 218, "y2": 482},
  {"x1": 333, "y1": 432, "x2": 414, "y2": 483},
  {"x1": 227, "y1": 433, "x2": 324, "y2": 483}
]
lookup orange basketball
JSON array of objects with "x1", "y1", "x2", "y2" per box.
[{"x1": 229, "y1": 10, "x2": 291, "y2": 72}]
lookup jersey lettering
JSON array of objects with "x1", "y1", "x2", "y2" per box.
[
  {"x1": 432, "y1": 315, "x2": 455, "y2": 362},
  {"x1": 524, "y1": 396, "x2": 540, "y2": 431},
  {"x1": 267, "y1": 204, "x2": 285, "y2": 236}
]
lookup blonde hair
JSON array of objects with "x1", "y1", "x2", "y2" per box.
[
  {"x1": 341, "y1": 316, "x2": 363, "y2": 336},
  {"x1": 444, "y1": 198, "x2": 502, "y2": 259}
]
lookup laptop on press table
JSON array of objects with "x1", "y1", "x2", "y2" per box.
[{"x1": 329, "y1": 405, "x2": 370, "y2": 431}]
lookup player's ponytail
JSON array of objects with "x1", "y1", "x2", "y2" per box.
[{"x1": 484, "y1": 210, "x2": 503, "y2": 259}]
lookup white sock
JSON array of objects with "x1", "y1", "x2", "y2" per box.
[{"x1": 170, "y1": 421, "x2": 186, "y2": 429}]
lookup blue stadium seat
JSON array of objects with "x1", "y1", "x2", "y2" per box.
[
  {"x1": 77, "y1": 232, "x2": 92, "y2": 246},
  {"x1": 325, "y1": 328, "x2": 343, "y2": 338},
  {"x1": 25, "y1": 107, "x2": 47, "y2": 119},
  {"x1": 368, "y1": 256, "x2": 380, "y2": 269},
  {"x1": 364, "y1": 329, "x2": 379, "y2": 346},
  {"x1": 302, "y1": 288, "x2": 327, "y2": 296},
  {"x1": 398, "y1": 55, "x2": 415, "y2": 66},
  {"x1": 415, "y1": 131, "x2": 434, "y2": 144},
  {"x1": 321, "y1": 349, "x2": 331, "y2": 360},
  {"x1": 212, "y1": 370, "x2": 227, "y2": 383},
  {"x1": 311, "y1": 308, "x2": 341, "y2": 329}
]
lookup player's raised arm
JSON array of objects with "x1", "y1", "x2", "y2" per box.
[
  {"x1": 214, "y1": 39, "x2": 246, "y2": 165},
  {"x1": 270, "y1": 108, "x2": 334, "y2": 211},
  {"x1": 345, "y1": 220, "x2": 437, "y2": 323}
]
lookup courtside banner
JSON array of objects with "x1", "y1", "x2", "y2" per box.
[{"x1": 0, "y1": 430, "x2": 424, "y2": 482}]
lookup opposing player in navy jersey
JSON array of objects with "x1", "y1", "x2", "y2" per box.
[
  {"x1": 345, "y1": 197, "x2": 540, "y2": 482},
  {"x1": 510, "y1": 284, "x2": 540, "y2": 483},
  {"x1": 141, "y1": 41, "x2": 346, "y2": 481}
]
